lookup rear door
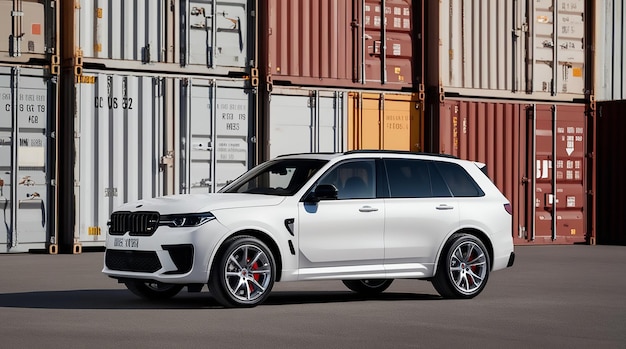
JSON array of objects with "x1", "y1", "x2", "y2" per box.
[{"x1": 383, "y1": 159, "x2": 459, "y2": 272}]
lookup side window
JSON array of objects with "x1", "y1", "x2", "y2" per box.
[
  {"x1": 434, "y1": 161, "x2": 484, "y2": 197},
  {"x1": 318, "y1": 160, "x2": 376, "y2": 199},
  {"x1": 384, "y1": 159, "x2": 432, "y2": 198}
]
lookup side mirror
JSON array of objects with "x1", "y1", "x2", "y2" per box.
[{"x1": 304, "y1": 184, "x2": 338, "y2": 202}]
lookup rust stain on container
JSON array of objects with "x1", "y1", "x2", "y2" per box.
[
  {"x1": 260, "y1": 0, "x2": 419, "y2": 90},
  {"x1": 348, "y1": 92, "x2": 421, "y2": 151},
  {"x1": 430, "y1": 99, "x2": 589, "y2": 245}
]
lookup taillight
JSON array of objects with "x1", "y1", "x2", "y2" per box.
[{"x1": 504, "y1": 203, "x2": 513, "y2": 215}]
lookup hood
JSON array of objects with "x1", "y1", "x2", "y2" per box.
[{"x1": 114, "y1": 193, "x2": 286, "y2": 215}]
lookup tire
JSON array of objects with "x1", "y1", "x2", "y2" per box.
[
  {"x1": 342, "y1": 279, "x2": 394, "y2": 295},
  {"x1": 432, "y1": 233, "x2": 490, "y2": 299},
  {"x1": 208, "y1": 236, "x2": 276, "y2": 308},
  {"x1": 124, "y1": 280, "x2": 184, "y2": 301}
]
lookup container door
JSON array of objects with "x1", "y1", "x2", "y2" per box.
[
  {"x1": 183, "y1": 0, "x2": 249, "y2": 68},
  {"x1": 0, "y1": 67, "x2": 50, "y2": 253},
  {"x1": 532, "y1": 0, "x2": 585, "y2": 97},
  {"x1": 268, "y1": 89, "x2": 345, "y2": 158},
  {"x1": 348, "y1": 92, "x2": 421, "y2": 151},
  {"x1": 532, "y1": 104, "x2": 586, "y2": 243},
  {"x1": 180, "y1": 79, "x2": 251, "y2": 194},
  {"x1": 76, "y1": 73, "x2": 165, "y2": 247}
]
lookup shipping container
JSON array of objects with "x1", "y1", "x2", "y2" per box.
[
  {"x1": 594, "y1": 0, "x2": 626, "y2": 101},
  {"x1": 67, "y1": 0, "x2": 253, "y2": 75},
  {"x1": 0, "y1": 0, "x2": 57, "y2": 65},
  {"x1": 259, "y1": 0, "x2": 421, "y2": 91},
  {"x1": 177, "y1": 77, "x2": 254, "y2": 193},
  {"x1": 348, "y1": 91, "x2": 422, "y2": 151},
  {"x1": 425, "y1": 0, "x2": 587, "y2": 101},
  {"x1": 265, "y1": 87, "x2": 347, "y2": 159},
  {"x1": 0, "y1": 65, "x2": 56, "y2": 253},
  {"x1": 428, "y1": 98, "x2": 589, "y2": 244},
  {"x1": 596, "y1": 100, "x2": 626, "y2": 245},
  {"x1": 74, "y1": 70, "x2": 255, "y2": 249}
]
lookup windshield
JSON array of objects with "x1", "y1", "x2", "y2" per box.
[{"x1": 220, "y1": 159, "x2": 328, "y2": 196}]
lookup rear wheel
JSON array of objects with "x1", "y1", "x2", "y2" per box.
[
  {"x1": 208, "y1": 236, "x2": 276, "y2": 308},
  {"x1": 432, "y1": 233, "x2": 490, "y2": 299},
  {"x1": 124, "y1": 280, "x2": 184, "y2": 300},
  {"x1": 342, "y1": 279, "x2": 394, "y2": 295}
]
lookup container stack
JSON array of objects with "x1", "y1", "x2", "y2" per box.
[
  {"x1": 58, "y1": 0, "x2": 259, "y2": 253},
  {"x1": 1, "y1": 0, "x2": 623, "y2": 253},
  {"x1": 0, "y1": 0, "x2": 58, "y2": 253},
  {"x1": 423, "y1": 0, "x2": 591, "y2": 245},
  {"x1": 257, "y1": 0, "x2": 424, "y2": 159},
  {"x1": 593, "y1": 1, "x2": 626, "y2": 245}
]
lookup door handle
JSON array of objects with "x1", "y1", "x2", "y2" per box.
[
  {"x1": 359, "y1": 206, "x2": 378, "y2": 212},
  {"x1": 436, "y1": 204, "x2": 454, "y2": 210}
]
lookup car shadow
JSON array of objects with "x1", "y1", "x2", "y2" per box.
[{"x1": 0, "y1": 289, "x2": 440, "y2": 310}]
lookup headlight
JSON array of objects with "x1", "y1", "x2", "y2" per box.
[{"x1": 159, "y1": 212, "x2": 215, "y2": 227}]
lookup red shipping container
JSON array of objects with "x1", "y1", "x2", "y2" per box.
[
  {"x1": 429, "y1": 98, "x2": 589, "y2": 245},
  {"x1": 259, "y1": 0, "x2": 420, "y2": 91}
]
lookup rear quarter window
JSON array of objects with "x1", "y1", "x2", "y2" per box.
[{"x1": 433, "y1": 161, "x2": 485, "y2": 197}]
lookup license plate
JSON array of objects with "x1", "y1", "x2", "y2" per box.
[{"x1": 113, "y1": 237, "x2": 139, "y2": 248}]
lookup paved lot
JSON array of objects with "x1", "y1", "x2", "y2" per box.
[{"x1": 1, "y1": 245, "x2": 625, "y2": 348}]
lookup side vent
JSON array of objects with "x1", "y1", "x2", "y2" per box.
[{"x1": 284, "y1": 218, "x2": 295, "y2": 236}]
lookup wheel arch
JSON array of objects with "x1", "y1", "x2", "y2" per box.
[
  {"x1": 434, "y1": 228, "x2": 495, "y2": 273},
  {"x1": 211, "y1": 229, "x2": 284, "y2": 282}
]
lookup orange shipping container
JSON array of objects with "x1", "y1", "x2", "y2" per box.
[{"x1": 348, "y1": 92, "x2": 422, "y2": 151}]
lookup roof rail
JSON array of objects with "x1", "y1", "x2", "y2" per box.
[{"x1": 343, "y1": 149, "x2": 459, "y2": 159}]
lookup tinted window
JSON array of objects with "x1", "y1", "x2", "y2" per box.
[
  {"x1": 434, "y1": 161, "x2": 484, "y2": 197},
  {"x1": 384, "y1": 159, "x2": 432, "y2": 198},
  {"x1": 317, "y1": 160, "x2": 376, "y2": 199}
]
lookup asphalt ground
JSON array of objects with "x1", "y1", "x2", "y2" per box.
[{"x1": 0, "y1": 245, "x2": 624, "y2": 348}]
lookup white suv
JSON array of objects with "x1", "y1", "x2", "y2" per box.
[{"x1": 103, "y1": 151, "x2": 515, "y2": 307}]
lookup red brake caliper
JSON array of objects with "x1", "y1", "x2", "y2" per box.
[{"x1": 247, "y1": 258, "x2": 260, "y2": 292}]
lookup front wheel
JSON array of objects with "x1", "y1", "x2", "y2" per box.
[
  {"x1": 432, "y1": 234, "x2": 490, "y2": 299},
  {"x1": 124, "y1": 280, "x2": 184, "y2": 300},
  {"x1": 208, "y1": 236, "x2": 276, "y2": 308},
  {"x1": 342, "y1": 279, "x2": 394, "y2": 295}
]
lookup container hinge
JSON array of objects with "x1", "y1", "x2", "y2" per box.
[
  {"x1": 11, "y1": 10, "x2": 24, "y2": 17},
  {"x1": 586, "y1": 152, "x2": 594, "y2": 158},
  {"x1": 50, "y1": 179, "x2": 56, "y2": 187}
]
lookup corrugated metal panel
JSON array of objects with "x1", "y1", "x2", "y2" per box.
[
  {"x1": 177, "y1": 78, "x2": 253, "y2": 193},
  {"x1": 594, "y1": 0, "x2": 626, "y2": 101},
  {"x1": 72, "y1": 0, "x2": 251, "y2": 73},
  {"x1": 260, "y1": 0, "x2": 417, "y2": 90},
  {"x1": 0, "y1": 0, "x2": 52, "y2": 63},
  {"x1": 431, "y1": 98, "x2": 588, "y2": 245},
  {"x1": 426, "y1": 0, "x2": 586, "y2": 101},
  {"x1": 75, "y1": 71, "x2": 165, "y2": 247},
  {"x1": 596, "y1": 100, "x2": 626, "y2": 244},
  {"x1": 0, "y1": 66, "x2": 54, "y2": 253},
  {"x1": 348, "y1": 92, "x2": 422, "y2": 151},
  {"x1": 267, "y1": 87, "x2": 346, "y2": 159}
]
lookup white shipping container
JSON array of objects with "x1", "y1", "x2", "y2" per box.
[
  {"x1": 177, "y1": 78, "x2": 253, "y2": 193},
  {"x1": 0, "y1": 66, "x2": 54, "y2": 253},
  {"x1": 427, "y1": 0, "x2": 586, "y2": 101},
  {"x1": 267, "y1": 87, "x2": 347, "y2": 159},
  {"x1": 594, "y1": 0, "x2": 626, "y2": 101},
  {"x1": 74, "y1": 0, "x2": 251, "y2": 73},
  {"x1": 75, "y1": 71, "x2": 254, "y2": 247}
]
